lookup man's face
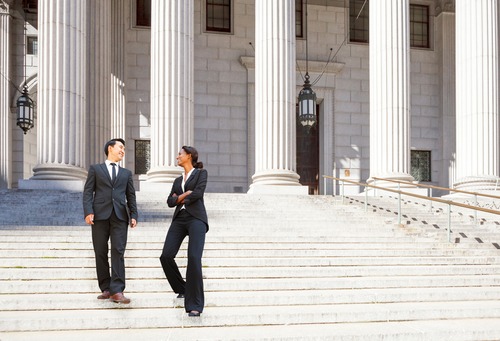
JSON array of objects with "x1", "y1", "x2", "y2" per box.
[{"x1": 108, "y1": 141, "x2": 125, "y2": 162}]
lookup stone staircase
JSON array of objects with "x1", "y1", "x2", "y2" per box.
[{"x1": 0, "y1": 190, "x2": 500, "y2": 340}]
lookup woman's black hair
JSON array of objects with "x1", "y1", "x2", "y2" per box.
[
  {"x1": 182, "y1": 146, "x2": 203, "y2": 169},
  {"x1": 104, "y1": 138, "x2": 125, "y2": 156}
]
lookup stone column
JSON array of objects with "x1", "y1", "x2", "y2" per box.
[
  {"x1": 249, "y1": 0, "x2": 304, "y2": 194},
  {"x1": 111, "y1": 0, "x2": 126, "y2": 141},
  {"x1": 368, "y1": 0, "x2": 414, "y2": 186},
  {"x1": 454, "y1": 0, "x2": 499, "y2": 190},
  {"x1": 0, "y1": 6, "x2": 11, "y2": 189},
  {"x1": 147, "y1": 0, "x2": 193, "y2": 183},
  {"x1": 87, "y1": 0, "x2": 111, "y2": 165},
  {"x1": 30, "y1": 0, "x2": 88, "y2": 184},
  {"x1": 435, "y1": 1, "x2": 456, "y2": 189}
]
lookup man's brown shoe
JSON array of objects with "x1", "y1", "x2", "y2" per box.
[
  {"x1": 109, "y1": 292, "x2": 131, "y2": 304},
  {"x1": 97, "y1": 290, "x2": 111, "y2": 299}
]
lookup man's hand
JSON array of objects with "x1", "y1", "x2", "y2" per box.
[
  {"x1": 130, "y1": 218, "x2": 137, "y2": 228},
  {"x1": 85, "y1": 214, "x2": 94, "y2": 225}
]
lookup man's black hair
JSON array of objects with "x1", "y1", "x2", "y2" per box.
[{"x1": 104, "y1": 138, "x2": 126, "y2": 156}]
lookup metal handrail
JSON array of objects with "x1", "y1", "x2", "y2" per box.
[
  {"x1": 371, "y1": 177, "x2": 500, "y2": 200},
  {"x1": 322, "y1": 175, "x2": 500, "y2": 242},
  {"x1": 371, "y1": 176, "x2": 500, "y2": 223}
]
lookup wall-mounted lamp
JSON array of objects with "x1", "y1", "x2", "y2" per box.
[
  {"x1": 297, "y1": 0, "x2": 316, "y2": 132},
  {"x1": 298, "y1": 73, "x2": 316, "y2": 130},
  {"x1": 16, "y1": 84, "x2": 34, "y2": 134}
]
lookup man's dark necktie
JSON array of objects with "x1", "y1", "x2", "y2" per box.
[{"x1": 111, "y1": 163, "x2": 116, "y2": 182}]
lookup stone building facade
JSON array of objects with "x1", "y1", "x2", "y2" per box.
[{"x1": 0, "y1": 0, "x2": 498, "y2": 195}]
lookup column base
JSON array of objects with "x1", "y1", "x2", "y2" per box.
[
  {"x1": 251, "y1": 169, "x2": 301, "y2": 186},
  {"x1": 146, "y1": 166, "x2": 182, "y2": 183},
  {"x1": 367, "y1": 173, "x2": 415, "y2": 188},
  {"x1": 249, "y1": 170, "x2": 307, "y2": 195},
  {"x1": 32, "y1": 164, "x2": 88, "y2": 181},
  {"x1": 363, "y1": 173, "x2": 431, "y2": 196},
  {"x1": 247, "y1": 184, "x2": 308, "y2": 195},
  {"x1": 137, "y1": 181, "x2": 174, "y2": 193},
  {"x1": 453, "y1": 176, "x2": 500, "y2": 192}
]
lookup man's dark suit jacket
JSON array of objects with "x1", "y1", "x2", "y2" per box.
[
  {"x1": 83, "y1": 163, "x2": 138, "y2": 223},
  {"x1": 167, "y1": 168, "x2": 209, "y2": 231}
]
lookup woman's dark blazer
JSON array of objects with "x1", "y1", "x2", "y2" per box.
[{"x1": 167, "y1": 168, "x2": 209, "y2": 231}]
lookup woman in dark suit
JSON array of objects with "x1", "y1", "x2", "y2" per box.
[{"x1": 160, "y1": 146, "x2": 209, "y2": 317}]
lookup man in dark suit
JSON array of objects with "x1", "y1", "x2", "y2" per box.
[{"x1": 83, "y1": 138, "x2": 138, "y2": 304}]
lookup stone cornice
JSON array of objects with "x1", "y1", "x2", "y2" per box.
[{"x1": 240, "y1": 56, "x2": 344, "y2": 75}]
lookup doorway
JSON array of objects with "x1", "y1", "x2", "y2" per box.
[{"x1": 296, "y1": 104, "x2": 320, "y2": 194}]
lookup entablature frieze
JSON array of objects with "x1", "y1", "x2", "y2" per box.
[{"x1": 239, "y1": 56, "x2": 344, "y2": 75}]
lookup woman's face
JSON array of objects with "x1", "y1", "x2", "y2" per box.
[{"x1": 176, "y1": 148, "x2": 191, "y2": 167}]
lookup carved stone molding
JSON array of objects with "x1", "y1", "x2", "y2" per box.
[{"x1": 436, "y1": 0, "x2": 455, "y2": 15}]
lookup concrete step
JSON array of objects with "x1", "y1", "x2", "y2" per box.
[
  {"x1": 2, "y1": 319, "x2": 500, "y2": 341},
  {"x1": 3, "y1": 264, "x2": 500, "y2": 281},
  {"x1": 2, "y1": 301, "x2": 500, "y2": 332},
  {"x1": 3, "y1": 255, "x2": 500, "y2": 268},
  {"x1": 1, "y1": 246, "x2": 496, "y2": 257},
  {"x1": 3, "y1": 275, "x2": 500, "y2": 294},
  {"x1": 2, "y1": 191, "x2": 500, "y2": 339},
  {"x1": 3, "y1": 286, "x2": 500, "y2": 311}
]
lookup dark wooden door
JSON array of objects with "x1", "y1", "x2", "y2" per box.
[{"x1": 296, "y1": 105, "x2": 319, "y2": 194}]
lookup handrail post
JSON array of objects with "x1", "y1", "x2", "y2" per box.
[
  {"x1": 341, "y1": 180, "x2": 345, "y2": 205},
  {"x1": 429, "y1": 188, "x2": 433, "y2": 212},
  {"x1": 398, "y1": 183, "x2": 401, "y2": 225},
  {"x1": 474, "y1": 194, "x2": 478, "y2": 225},
  {"x1": 398, "y1": 191, "x2": 402, "y2": 225},
  {"x1": 447, "y1": 203, "x2": 451, "y2": 243},
  {"x1": 373, "y1": 179, "x2": 376, "y2": 197},
  {"x1": 364, "y1": 187, "x2": 368, "y2": 212}
]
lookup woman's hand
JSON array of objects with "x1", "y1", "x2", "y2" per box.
[{"x1": 176, "y1": 190, "x2": 192, "y2": 204}]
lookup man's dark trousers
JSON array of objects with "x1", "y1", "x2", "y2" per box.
[{"x1": 92, "y1": 210, "x2": 128, "y2": 294}]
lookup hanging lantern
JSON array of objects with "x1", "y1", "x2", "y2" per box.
[
  {"x1": 298, "y1": 73, "x2": 317, "y2": 130},
  {"x1": 16, "y1": 85, "x2": 34, "y2": 134}
]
